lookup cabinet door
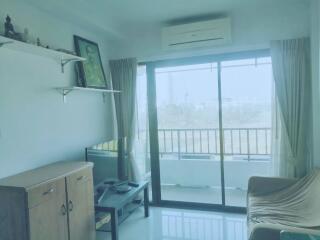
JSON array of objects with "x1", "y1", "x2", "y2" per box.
[
  {"x1": 28, "y1": 178, "x2": 68, "y2": 240},
  {"x1": 66, "y1": 168, "x2": 96, "y2": 240}
]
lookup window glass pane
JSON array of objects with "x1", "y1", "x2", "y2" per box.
[
  {"x1": 155, "y1": 62, "x2": 222, "y2": 204},
  {"x1": 221, "y1": 58, "x2": 273, "y2": 207}
]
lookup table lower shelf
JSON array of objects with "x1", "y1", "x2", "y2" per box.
[
  {"x1": 96, "y1": 212, "x2": 111, "y2": 230},
  {"x1": 96, "y1": 199, "x2": 144, "y2": 232}
]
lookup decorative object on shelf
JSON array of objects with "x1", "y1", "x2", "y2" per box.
[
  {"x1": 36, "y1": 37, "x2": 41, "y2": 46},
  {"x1": 74, "y1": 35, "x2": 108, "y2": 89},
  {"x1": 4, "y1": 15, "x2": 22, "y2": 41},
  {"x1": 75, "y1": 63, "x2": 84, "y2": 87},
  {"x1": 35, "y1": 37, "x2": 49, "y2": 49},
  {"x1": 56, "y1": 48, "x2": 76, "y2": 55},
  {"x1": 0, "y1": 35, "x2": 86, "y2": 73},
  {"x1": 23, "y1": 28, "x2": 29, "y2": 43},
  {"x1": 4, "y1": 15, "x2": 14, "y2": 36}
]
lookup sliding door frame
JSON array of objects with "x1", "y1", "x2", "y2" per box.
[{"x1": 145, "y1": 49, "x2": 270, "y2": 213}]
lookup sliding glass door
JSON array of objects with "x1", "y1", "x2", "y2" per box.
[
  {"x1": 220, "y1": 57, "x2": 273, "y2": 207},
  {"x1": 154, "y1": 63, "x2": 223, "y2": 204},
  {"x1": 146, "y1": 50, "x2": 273, "y2": 209}
]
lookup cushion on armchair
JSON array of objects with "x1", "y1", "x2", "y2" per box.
[
  {"x1": 281, "y1": 231, "x2": 320, "y2": 240},
  {"x1": 247, "y1": 169, "x2": 320, "y2": 240}
]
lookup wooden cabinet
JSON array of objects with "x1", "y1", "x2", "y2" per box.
[
  {"x1": 28, "y1": 178, "x2": 68, "y2": 240},
  {"x1": 0, "y1": 161, "x2": 95, "y2": 240},
  {"x1": 67, "y1": 168, "x2": 95, "y2": 240}
]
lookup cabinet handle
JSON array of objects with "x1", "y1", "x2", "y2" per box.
[
  {"x1": 77, "y1": 175, "x2": 88, "y2": 181},
  {"x1": 68, "y1": 200, "x2": 74, "y2": 212},
  {"x1": 43, "y1": 188, "x2": 54, "y2": 196},
  {"x1": 61, "y1": 204, "x2": 67, "y2": 215}
]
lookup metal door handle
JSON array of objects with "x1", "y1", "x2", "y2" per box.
[
  {"x1": 61, "y1": 204, "x2": 67, "y2": 215},
  {"x1": 43, "y1": 188, "x2": 54, "y2": 196},
  {"x1": 77, "y1": 175, "x2": 88, "y2": 181},
  {"x1": 68, "y1": 200, "x2": 74, "y2": 212}
]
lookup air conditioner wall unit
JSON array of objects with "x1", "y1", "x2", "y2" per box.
[{"x1": 162, "y1": 18, "x2": 232, "y2": 50}]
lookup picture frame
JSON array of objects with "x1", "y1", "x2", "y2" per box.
[{"x1": 74, "y1": 35, "x2": 108, "y2": 89}]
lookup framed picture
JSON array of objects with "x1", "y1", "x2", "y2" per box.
[{"x1": 74, "y1": 35, "x2": 108, "y2": 88}]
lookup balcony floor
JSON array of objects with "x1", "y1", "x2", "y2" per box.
[{"x1": 161, "y1": 185, "x2": 247, "y2": 207}]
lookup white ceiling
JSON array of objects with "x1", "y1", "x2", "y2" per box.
[
  {"x1": 103, "y1": 0, "x2": 306, "y2": 23},
  {"x1": 26, "y1": 0, "x2": 310, "y2": 39}
]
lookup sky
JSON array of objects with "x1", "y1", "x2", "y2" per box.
[
  {"x1": 136, "y1": 57, "x2": 273, "y2": 129},
  {"x1": 155, "y1": 58, "x2": 272, "y2": 106}
]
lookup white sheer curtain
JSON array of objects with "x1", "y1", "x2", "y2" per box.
[
  {"x1": 272, "y1": 91, "x2": 295, "y2": 177},
  {"x1": 133, "y1": 65, "x2": 151, "y2": 181},
  {"x1": 109, "y1": 58, "x2": 139, "y2": 181},
  {"x1": 271, "y1": 38, "x2": 312, "y2": 178}
]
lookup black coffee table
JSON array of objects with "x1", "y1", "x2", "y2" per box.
[{"x1": 95, "y1": 181, "x2": 149, "y2": 240}]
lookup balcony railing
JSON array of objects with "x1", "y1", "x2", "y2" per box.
[{"x1": 158, "y1": 128, "x2": 271, "y2": 161}]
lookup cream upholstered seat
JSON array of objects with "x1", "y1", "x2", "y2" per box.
[{"x1": 247, "y1": 169, "x2": 320, "y2": 240}]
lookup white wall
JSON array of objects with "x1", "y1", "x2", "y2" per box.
[
  {"x1": 108, "y1": 1, "x2": 310, "y2": 61},
  {"x1": 0, "y1": 0, "x2": 315, "y2": 180},
  {"x1": 0, "y1": 0, "x2": 116, "y2": 178},
  {"x1": 311, "y1": 0, "x2": 320, "y2": 167}
]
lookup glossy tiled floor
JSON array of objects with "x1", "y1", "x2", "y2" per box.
[{"x1": 96, "y1": 207, "x2": 247, "y2": 240}]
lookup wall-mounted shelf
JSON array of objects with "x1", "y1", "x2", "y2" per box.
[
  {"x1": 56, "y1": 87, "x2": 121, "y2": 102},
  {"x1": 0, "y1": 35, "x2": 86, "y2": 73}
]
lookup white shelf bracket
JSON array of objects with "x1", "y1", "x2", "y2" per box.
[
  {"x1": 61, "y1": 89, "x2": 73, "y2": 103},
  {"x1": 56, "y1": 87, "x2": 120, "y2": 103},
  {"x1": 0, "y1": 41, "x2": 14, "y2": 47},
  {"x1": 61, "y1": 58, "x2": 81, "y2": 73}
]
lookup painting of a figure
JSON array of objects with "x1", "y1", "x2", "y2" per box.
[{"x1": 74, "y1": 36, "x2": 107, "y2": 88}]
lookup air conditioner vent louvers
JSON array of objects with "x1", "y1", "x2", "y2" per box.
[
  {"x1": 169, "y1": 38, "x2": 224, "y2": 46},
  {"x1": 162, "y1": 18, "x2": 232, "y2": 50}
]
